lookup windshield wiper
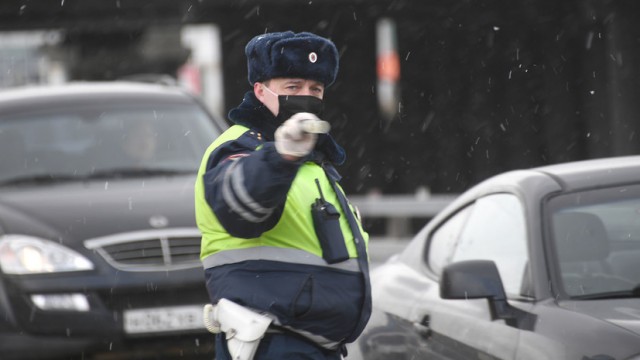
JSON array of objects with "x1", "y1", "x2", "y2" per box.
[
  {"x1": 0, "y1": 168, "x2": 193, "y2": 186},
  {"x1": 83, "y1": 167, "x2": 193, "y2": 179},
  {"x1": 0, "y1": 174, "x2": 81, "y2": 186},
  {"x1": 573, "y1": 285, "x2": 640, "y2": 300}
]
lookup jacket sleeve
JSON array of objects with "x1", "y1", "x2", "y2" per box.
[{"x1": 202, "y1": 134, "x2": 301, "y2": 238}]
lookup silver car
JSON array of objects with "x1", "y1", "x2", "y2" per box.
[{"x1": 351, "y1": 156, "x2": 640, "y2": 360}]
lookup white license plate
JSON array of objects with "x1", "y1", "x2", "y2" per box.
[{"x1": 123, "y1": 305, "x2": 206, "y2": 334}]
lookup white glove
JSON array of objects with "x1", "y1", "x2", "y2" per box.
[{"x1": 275, "y1": 112, "x2": 321, "y2": 159}]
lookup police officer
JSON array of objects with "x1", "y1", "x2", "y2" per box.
[{"x1": 195, "y1": 31, "x2": 371, "y2": 359}]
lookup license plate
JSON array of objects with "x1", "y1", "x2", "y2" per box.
[{"x1": 123, "y1": 305, "x2": 206, "y2": 334}]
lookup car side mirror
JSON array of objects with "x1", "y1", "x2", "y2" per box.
[
  {"x1": 440, "y1": 260, "x2": 517, "y2": 325},
  {"x1": 440, "y1": 260, "x2": 506, "y2": 301}
]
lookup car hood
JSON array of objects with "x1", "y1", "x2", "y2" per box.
[
  {"x1": 559, "y1": 299, "x2": 640, "y2": 336},
  {"x1": 0, "y1": 175, "x2": 197, "y2": 245}
]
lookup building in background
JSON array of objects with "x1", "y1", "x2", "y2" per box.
[
  {"x1": 0, "y1": 31, "x2": 63, "y2": 87},
  {"x1": 0, "y1": 25, "x2": 225, "y2": 119},
  {"x1": 179, "y1": 24, "x2": 225, "y2": 119}
]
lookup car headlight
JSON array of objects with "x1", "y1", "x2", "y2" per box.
[{"x1": 0, "y1": 235, "x2": 94, "y2": 274}]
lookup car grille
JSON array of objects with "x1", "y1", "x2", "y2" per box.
[{"x1": 84, "y1": 228, "x2": 202, "y2": 271}]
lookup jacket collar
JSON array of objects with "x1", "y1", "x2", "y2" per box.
[{"x1": 228, "y1": 91, "x2": 346, "y2": 165}]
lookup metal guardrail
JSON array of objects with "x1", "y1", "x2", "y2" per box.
[
  {"x1": 349, "y1": 194, "x2": 457, "y2": 217},
  {"x1": 349, "y1": 193, "x2": 458, "y2": 239}
]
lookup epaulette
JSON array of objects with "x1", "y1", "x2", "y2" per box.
[{"x1": 235, "y1": 129, "x2": 266, "y2": 150}]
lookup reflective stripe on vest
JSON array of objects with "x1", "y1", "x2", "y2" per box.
[{"x1": 201, "y1": 246, "x2": 361, "y2": 272}]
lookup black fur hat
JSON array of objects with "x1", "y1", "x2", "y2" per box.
[{"x1": 245, "y1": 31, "x2": 339, "y2": 87}]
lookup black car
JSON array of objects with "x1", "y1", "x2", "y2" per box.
[
  {"x1": 0, "y1": 82, "x2": 227, "y2": 359},
  {"x1": 349, "y1": 156, "x2": 640, "y2": 360}
]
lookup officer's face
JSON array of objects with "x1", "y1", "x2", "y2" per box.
[{"x1": 254, "y1": 78, "x2": 325, "y2": 117}]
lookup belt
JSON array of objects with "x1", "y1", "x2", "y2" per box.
[{"x1": 262, "y1": 325, "x2": 344, "y2": 356}]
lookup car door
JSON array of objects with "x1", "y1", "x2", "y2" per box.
[{"x1": 414, "y1": 193, "x2": 529, "y2": 359}]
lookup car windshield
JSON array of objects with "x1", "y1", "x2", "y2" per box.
[
  {"x1": 548, "y1": 184, "x2": 640, "y2": 299},
  {"x1": 0, "y1": 101, "x2": 220, "y2": 184}
]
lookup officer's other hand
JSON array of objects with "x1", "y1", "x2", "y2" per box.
[{"x1": 275, "y1": 112, "x2": 320, "y2": 160}]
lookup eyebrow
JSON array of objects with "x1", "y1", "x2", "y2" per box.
[
  {"x1": 283, "y1": 79, "x2": 304, "y2": 85},
  {"x1": 282, "y1": 79, "x2": 323, "y2": 87}
]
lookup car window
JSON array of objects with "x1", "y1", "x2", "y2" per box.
[
  {"x1": 548, "y1": 184, "x2": 640, "y2": 298},
  {"x1": 428, "y1": 194, "x2": 528, "y2": 297},
  {"x1": 0, "y1": 101, "x2": 220, "y2": 182},
  {"x1": 427, "y1": 204, "x2": 473, "y2": 276},
  {"x1": 449, "y1": 194, "x2": 528, "y2": 298}
]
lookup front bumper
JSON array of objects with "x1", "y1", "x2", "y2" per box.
[
  {"x1": 0, "y1": 332, "x2": 95, "y2": 360},
  {"x1": 0, "y1": 267, "x2": 214, "y2": 359},
  {"x1": 0, "y1": 331, "x2": 216, "y2": 360}
]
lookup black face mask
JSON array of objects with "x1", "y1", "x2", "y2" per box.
[{"x1": 276, "y1": 95, "x2": 325, "y2": 123}]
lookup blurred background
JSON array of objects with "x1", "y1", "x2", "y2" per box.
[{"x1": 1, "y1": 0, "x2": 640, "y2": 197}]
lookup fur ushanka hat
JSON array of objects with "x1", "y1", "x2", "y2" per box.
[{"x1": 245, "y1": 31, "x2": 339, "y2": 87}]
